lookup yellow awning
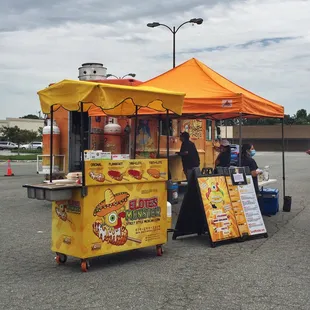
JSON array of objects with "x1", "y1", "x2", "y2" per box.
[{"x1": 38, "y1": 79, "x2": 185, "y2": 116}]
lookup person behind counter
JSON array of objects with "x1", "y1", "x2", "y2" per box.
[
  {"x1": 241, "y1": 143, "x2": 262, "y2": 195},
  {"x1": 214, "y1": 139, "x2": 231, "y2": 172},
  {"x1": 176, "y1": 132, "x2": 200, "y2": 182}
]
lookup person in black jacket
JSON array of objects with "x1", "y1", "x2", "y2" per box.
[
  {"x1": 176, "y1": 132, "x2": 200, "y2": 182},
  {"x1": 215, "y1": 139, "x2": 231, "y2": 168},
  {"x1": 241, "y1": 143, "x2": 262, "y2": 195}
]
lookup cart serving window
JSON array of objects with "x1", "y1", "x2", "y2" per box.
[{"x1": 37, "y1": 79, "x2": 185, "y2": 186}]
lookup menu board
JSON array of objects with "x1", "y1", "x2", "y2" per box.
[
  {"x1": 197, "y1": 176, "x2": 240, "y2": 243},
  {"x1": 85, "y1": 159, "x2": 168, "y2": 186},
  {"x1": 226, "y1": 176, "x2": 250, "y2": 236},
  {"x1": 237, "y1": 176, "x2": 267, "y2": 236},
  {"x1": 226, "y1": 175, "x2": 266, "y2": 236}
]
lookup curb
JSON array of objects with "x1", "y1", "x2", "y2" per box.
[{"x1": 0, "y1": 160, "x2": 37, "y2": 163}]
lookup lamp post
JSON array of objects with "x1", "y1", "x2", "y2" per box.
[
  {"x1": 147, "y1": 18, "x2": 203, "y2": 68},
  {"x1": 106, "y1": 73, "x2": 136, "y2": 79}
]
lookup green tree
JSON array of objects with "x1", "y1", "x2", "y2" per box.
[
  {"x1": 37, "y1": 127, "x2": 43, "y2": 139},
  {"x1": 293, "y1": 109, "x2": 309, "y2": 125},
  {"x1": 0, "y1": 126, "x2": 38, "y2": 154},
  {"x1": 296, "y1": 109, "x2": 307, "y2": 120},
  {"x1": 20, "y1": 114, "x2": 39, "y2": 119}
]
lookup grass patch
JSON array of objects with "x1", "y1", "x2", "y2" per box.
[
  {"x1": 0, "y1": 155, "x2": 37, "y2": 161},
  {"x1": 11, "y1": 149, "x2": 42, "y2": 154}
]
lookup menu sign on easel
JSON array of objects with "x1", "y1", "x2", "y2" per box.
[
  {"x1": 197, "y1": 176, "x2": 240, "y2": 243},
  {"x1": 226, "y1": 174, "x2": 266, "y2": 236},
  {"x1": 237, "y1": 176, "x2": 267, "y2": 236},
  {"x1": 226, "y1": 176, "x2": 250, "y2": 236}
]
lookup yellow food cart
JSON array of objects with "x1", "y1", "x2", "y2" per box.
[{"x1": 23, "y1": 80, "x2": 185, "y2": 272}]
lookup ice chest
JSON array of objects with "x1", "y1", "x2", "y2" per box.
[
  {"x1": 259, "y1": 188, "x2": 279, "y2": 215},
  {"x1": 167, "y1": 182, "x2": 178, "y2": 205}
]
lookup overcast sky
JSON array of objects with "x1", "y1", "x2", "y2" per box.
[{"x1": 1, "y1": 0, "x2": 309, "y2": 119}]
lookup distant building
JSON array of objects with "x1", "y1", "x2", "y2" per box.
[
  {"x1": 232, "y1": 125, "x2": 310, "y2": 151},
  {"x1": 0, "y1": 118, "x2": 44, "y2": 132}
]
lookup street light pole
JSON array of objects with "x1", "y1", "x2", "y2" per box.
[
  {"x1": 172, "y1": 26, "x2": 176, "y2": 68},
  {"x1": 147, "y1": 18, "x2": 203, "y2": 68}
]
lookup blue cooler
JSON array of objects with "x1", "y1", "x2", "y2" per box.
[
  {"x1": 259, "y1": 188, "x2": 279, "y2": 215},
  {"x1": 167, "y1": 182, "x2": 179, "y2": 205}
]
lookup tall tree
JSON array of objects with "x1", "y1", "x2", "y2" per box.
[
  {"x1": 295, "y1": 109, "x2": 307, "y2": 120},
  {"x1": 20, "y1": 114, "x2": 39, "y2": 119}
]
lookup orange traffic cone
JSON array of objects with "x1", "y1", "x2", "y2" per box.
[{"x1": 5, "y1": 160, "x2": 14, "y2": 176}]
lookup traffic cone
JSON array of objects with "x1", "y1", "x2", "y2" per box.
[{"x1": 5, "y1": 160, "x2": 14, "y2": 176}]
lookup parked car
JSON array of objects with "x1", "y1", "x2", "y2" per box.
[
  {"x1": 20, "y1": 142, "x2": 43, "y2": 150},
  {"x1": 230, "y1": 144, "x2": 240, "y2": 165},
  {"x1": 0, "y1": 141, "x2": 18, "y2": 150}
]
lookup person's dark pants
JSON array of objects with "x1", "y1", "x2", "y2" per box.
[{"x1": 184, "y1": 167, "x2": 200, "y2": 182}]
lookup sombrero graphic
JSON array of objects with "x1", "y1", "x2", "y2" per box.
[{"x1": 93, "y1": 189, "x2": 130, "y2": 217}]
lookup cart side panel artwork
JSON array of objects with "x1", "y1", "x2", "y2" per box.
[
  {"x1": 197, "y1": 176, "x2": 240, "y2": 242},
  {"x1": 51, "y1": 190, "x2": 83, "y2": 257},
  {"x1": 85, "y1": 182, "x2": 167, "y2": 258},
  {"x1": 51, "y1": 182, "x2": 167, "y2": 259}
]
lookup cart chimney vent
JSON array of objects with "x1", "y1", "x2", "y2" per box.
[{"x1": 78, "y1": 63, "x2": 107, "y2": 81}]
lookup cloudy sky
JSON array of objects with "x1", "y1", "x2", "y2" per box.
[{"x1": 1, "y1": 0, "x2": 309, "y2": 119}]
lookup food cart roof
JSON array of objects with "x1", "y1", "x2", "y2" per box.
[
  {"x1": 138, "y1": 58, "x2": 284, "y2": 119},
  {"x1": 38, "y1": 79, "x2": 185, "y2": 116}
]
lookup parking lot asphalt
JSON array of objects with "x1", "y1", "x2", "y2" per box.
[{"x1": 0, "y1": 152, "x2": 309, "y2": 310}]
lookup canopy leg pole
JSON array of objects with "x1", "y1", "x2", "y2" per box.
[
  {"x1": 157, "y1": 116, "x2": 161, "y2": 159},
  {"x1": 281, "y1": 118, "x2": 286, "y2": 200},
  {"x1": 238, "y1": 113, "x2": 243, "y2": 166},
  {"x1": 133, "y1": 106, "x2": 138, "y2": 159},
  {"x1": 80, "y1": 102, "x2": 87, "y2": 196},
  {"x1": 49, "y1": 106, "x2": 53, "y2": 183},
  {"x1": 166, "y1": 110, "x2": 171, "y2": 180}
]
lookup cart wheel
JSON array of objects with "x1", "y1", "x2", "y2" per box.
[
  {"x1": 211, "y1": 242, "x2": 217, "y2": 248},
  {"x1": 55, "y1": 253, "x2": 67, "y2": 264},
  {"x1": 156, "y1": 245, "x2": 163, "y2": 256},
  {"x1": 264, "y1": 233, "x2": 269, "y2": 238},
  {"x1": 81, "y1": 260, "x2": 89, "y2": 272}
]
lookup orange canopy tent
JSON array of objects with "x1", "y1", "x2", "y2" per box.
[
  {"x1": 137, "y1": 58, "x2": 284, "y2": 119},
  {"x1": 89, "y1": 58, "x2": 284, "y2": 119}
]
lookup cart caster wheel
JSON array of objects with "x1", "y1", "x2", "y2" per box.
[
  {"x1": 81, "y1": 260, "x2": 89, "y2": 272},
  {"x1": 264, "y1": 233, "x2": 268, "y2": 238},
  {"x1": 211, "y1": 242, "x2": 217, "y2": 248},
  {"x1": 156, "y1": 245, "x2": 163, "y2": 256},
  {"x1": 55, "y1": 253, "x2": 67, "y2": 264}
]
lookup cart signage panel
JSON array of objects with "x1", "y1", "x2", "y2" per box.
[
  {"x1": 85, "y1": 159, "x2": 168, "y2": 186},
  {"x1": 51, "y1": 181, "x2": 168, "y2": 258}
]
